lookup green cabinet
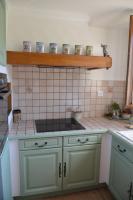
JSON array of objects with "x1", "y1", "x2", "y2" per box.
[
  {"x1": 0, "y1": 139, "x2": 12, "y2": 200},
  {"x1": 109, "y1": 136, "x2": 133, "y2": 200},
  {"x1": 0, "y1": 0, "x2": 6, "y2": 66},
  {"x1": 20, "y1": 148, "x2": 62, "y2": 196},
  {"x1": 63, "y1": 144, "x2": 101, "y2": 190},
  {"x1": 19, "y1": 135, "x2": 101, "y2": 196}
]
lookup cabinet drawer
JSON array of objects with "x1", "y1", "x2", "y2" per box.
[
  {"x1": 112, "y1": 137, "x2": 133, "y2": 163},
  {"x1": 19, "y1": 137, "x2": 62, "y2": 150},
  {"x1": 64, "y1": 134, "x2": 102, "y2": 146}
]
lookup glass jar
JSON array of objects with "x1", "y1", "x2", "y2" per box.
[
  {"x1": 75, "y1": 45, "x2": 82, "y2": 55},
  {"x1": 86, "y1": 46, "x2": 93, "y2": 56},
  {"x1": 62, "y1": 44, "x2": 70, "y2": 54},
  {"x1": 49, "y1": 43, "x2": 58, "y2": 54},
  {"x1": 36, "y1": 42, "x2": 44, "y2": 53},
  {"x1": 13, "y1": 109, "x2": 21, "y2": 123},
  {"x1": 23, "y1": 41, "x2": 32, "y2": 52}
]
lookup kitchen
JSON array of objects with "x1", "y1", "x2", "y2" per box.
[{"x1": 0, "y1": 0, "x2": 133, "y2": 200}]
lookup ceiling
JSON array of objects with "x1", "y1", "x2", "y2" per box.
[{"x1": 7, "y1": 0, "x2": 133, "y2": 28}]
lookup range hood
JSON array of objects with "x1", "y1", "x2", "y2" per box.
[{"x1": 7, "y1": 51, "x2": 112, "y2": 70}]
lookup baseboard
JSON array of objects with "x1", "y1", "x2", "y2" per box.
[{"x1": 14, "y1": 183, "x2": 108, "y2": 200}]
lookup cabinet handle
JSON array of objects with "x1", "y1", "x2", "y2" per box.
[
  {"x1": 117, "y1": 145, "x2": 126, "y2": 153},
  {"x1": 128, "y1": 182, "x2": 132, "y2": 200},
  {"x1": 77, "y1": 138, "x2": 89, "y2": 144},
  {"x1": 34, "y1": 142, "x2": 48, "y2": 148},
  {"x1": 59, "y1": 163, "x2": 62, "y2": 178},
  {"x1": 64, "y1": 162, "x2": 67, "y2": 177}
]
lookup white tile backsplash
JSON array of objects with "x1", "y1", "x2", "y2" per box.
[{"x1": 12, "y1": 66, "x2": 126, "y2": 120}]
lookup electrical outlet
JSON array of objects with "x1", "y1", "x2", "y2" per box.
[{"x1": 97, "y1": 90, "x2": 104, "y2": 97}]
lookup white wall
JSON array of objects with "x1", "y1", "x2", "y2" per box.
[
  {"x1": 0, "y1": 65, "x2": 7, "y2": 73},
  {"x1": 7, "y1": 7, "x2": 128, "y2": 80}
]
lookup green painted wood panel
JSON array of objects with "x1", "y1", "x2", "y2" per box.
[
  {"x1": 63, "y1": 144, "x2": 101, "y2": 190},
  {"x1": 0, "y1": 0, "x2": 6, "y2": 66},
  {"x1": 20, "y1": 148, "x2": 62, "y2": 196},
  {"x1": 109, "y1": 147, "x2": 133, "y2": 200},
  {"x1": 1, "y1": 140, "x2": 12, "y2": 200}
]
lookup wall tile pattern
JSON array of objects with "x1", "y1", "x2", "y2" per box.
[{"x1": 12, "y1": 66, "x2": 126, "y2": 120}]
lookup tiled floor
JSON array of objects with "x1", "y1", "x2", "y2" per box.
[{"x1": 37, "y1": 188, "x2": 115, "y2": 200}]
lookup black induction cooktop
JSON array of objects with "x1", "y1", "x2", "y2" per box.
[{"x1": 35, "y1": 118, "x2": 85, "y2": 133}]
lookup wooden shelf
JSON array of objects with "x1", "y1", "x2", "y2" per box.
[{"x1": 7, "y1": 51, "x2": 112, "y2": 69}]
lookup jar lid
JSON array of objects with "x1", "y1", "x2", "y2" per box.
[{"x1": 13, "y1": 109, "x2": 21, "y2": 114}]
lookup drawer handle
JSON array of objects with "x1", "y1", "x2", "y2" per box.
[
  {"x1": 59, "y1": 163, "x2": 62, "y2": 178},
  {"x1": 64, "y1": 162, "x2": 67, "y2": 177},
  {"x1": 34, "y1": 142, "x2": 48, "y2": 147},
  {"x1": 117, "y1": 145, "x2": 126, "y2": 153},
  {"x1": 77, "y1": 138, "x2": 89, "y2": 144}
]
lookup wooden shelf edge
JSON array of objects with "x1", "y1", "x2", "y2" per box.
[{"x1": 7, "y1": 51, "x2": 112, "y2": 69}]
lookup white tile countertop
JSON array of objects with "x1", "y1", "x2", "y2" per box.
[{"x1": 8, "y1": 117, "x2": 130, "y2": 140}]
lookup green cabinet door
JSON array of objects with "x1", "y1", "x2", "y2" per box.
[
  {"x1": 0, "y1": 0, "x2": 6, "y2": 66},
  {"x1": 20, "y1": 148, "x2": 62, "y2": 196},
  {"x1": 63, "y1": 144, "x2": 101, "y2": 190},
  {"x1": 109, "y1": 147, "x2": 133, "y2": 200},
  {"x1": 1, "y1": 139, "x2": 12, "y2": 200}
]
